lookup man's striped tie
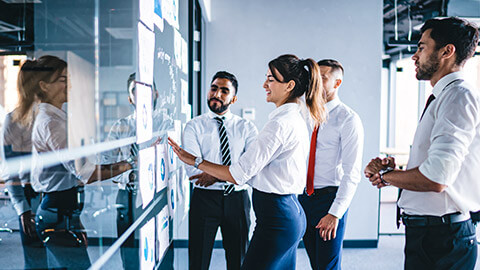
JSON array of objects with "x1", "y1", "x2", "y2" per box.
[{"x1": 214, "y1": 116, "x2": 235, "y2": 196}]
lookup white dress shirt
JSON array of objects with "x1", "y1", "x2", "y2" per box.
[
  {"x1": 399, "y1": 72, "x2": 480, "y2": 216},
  {"x1": 313, "y1": 98, "x2": 364, "y2": 218},
  {"x1": 230, "y1": 103, "x2": 309, "y2": 195},
  {"x1": 31, "y1": 103, "x2": 95, "y2": 193},
  {"x1": 183, "y1": 110, "x2": 258, "y2": 191},
  {"x1": 1, "y1": 110, "x2": 33, "y2": 215},
  {"x1": 102, "y1": 110, "x2": 173, "y2": 189}
]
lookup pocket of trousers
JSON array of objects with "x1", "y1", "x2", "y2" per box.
[{"x1": 454, "y1": 234, "x2": 477, "y2": 249}]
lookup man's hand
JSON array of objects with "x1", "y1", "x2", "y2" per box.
[
  {"x1": 364, "y1": 157, "x2": 396, "y2": 188},
  {"x1": 19, "y1": 210, "x2": 37, "y2": 239},
  {"x1": 190, "y1": 172, "x2": 218, "y2": 187},
  {"x1": 316, "y1": 213, "x2": 339, "y2": 241}
]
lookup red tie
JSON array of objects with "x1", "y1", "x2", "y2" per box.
[{"x1": 306, "y1": 125, "x2": 319, "y2": 196}]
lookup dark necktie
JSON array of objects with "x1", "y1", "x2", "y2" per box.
[
  {"x1": 214, "y1": 117, "x2": 235, "y2": 195},
  {"x1": 420, "y1": 94, "x2": 436, "y2": 121},
  {"x1": 126, "y1": 143, "x2": 139, "y2": 193},
  {"x1": 396, "y1": 94, "x2": 436, "y2": 228}
]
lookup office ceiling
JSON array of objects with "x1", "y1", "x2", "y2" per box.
[
  {"x1": 384, "y1": 0, "x2": 446, "y2": 55},
  {"x1": 384, "y1": 0, "x2": 480, "y2": 56},
  {"x1": 0, "y1": 1, "x2": 477, "y2": 58},
  {"x1": 0, "y1": 0, "x2": 133, "y2": 66}
]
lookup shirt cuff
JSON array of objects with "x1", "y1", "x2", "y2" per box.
[
  {"x1": 229, "y1": 163, "x2": 249, "y2": 186},
  {"x1": 328, "y1": 201, "x2": 347, "y2": 219},
  {"x1": 78, "y1": 162, "x2": 96, "y2": 184},
  {"x1": 13, "y1": 200, "x2": 31, "y2": 216},
  {"x1": 112, "y1": 173, "x2": 130, "y2": 184},
  {"x1": 418, "y1": 161, "x2": 447, "y2": 185}
]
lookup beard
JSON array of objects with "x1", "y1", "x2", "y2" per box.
[
  {"x1": 415, "y1": 51, "x2": 440, "y2": 80},
  {"x1": 208, "y1": 98, "x2": 230, "y2": 114}
]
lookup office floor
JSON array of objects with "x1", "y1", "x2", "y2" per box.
[
  {"x1": 0, "y1": 232, "x2": 479, "y2": 269},
  {"x1": 175, "y1": 235, "x2": 480, "y2": 270}
]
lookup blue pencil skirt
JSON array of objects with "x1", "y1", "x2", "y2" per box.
[{"x1": 241, "y1": 189, "x2": 306, "y2": 270}]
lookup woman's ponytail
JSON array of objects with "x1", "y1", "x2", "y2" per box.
[{"x1": 302, "y1": 59, "x2": 327, "y2": 126}]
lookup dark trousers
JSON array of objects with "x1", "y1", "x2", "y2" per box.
[
  {"x1": 404, "y1": 219, "x2": 477, "y2": 270},
  {"x1": 299, "y1": 191, "x2": 347, "y2": 270},
  {"x1": 241, "y1": 189, "x2": 306, "y2": 270},
  {"x1": 189, "y1": 188, "x2": 251, "y2": 270},
  {"x1": 36, "y1": 188, "x2": 90, "y2": 270},
  {"x1": 18, "y1": 185, "x2": 48, "y2": 269},
  {"x1": 116, "y1": 188, "x2": 140, "y2": 270}
]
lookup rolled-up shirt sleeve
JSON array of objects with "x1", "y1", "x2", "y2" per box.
[
  {"x1": 229, "y1": 120, "x2": 283, "y2": 185},
  {"x1": 182, "y1": 122, "x2": 203, "y2": 178},
  {"x1": 419, "y1": 88, "x2": 479, "y2": 186},
  {"x1": 5, "y1": 177, "x2": 30, "y2": 215}
]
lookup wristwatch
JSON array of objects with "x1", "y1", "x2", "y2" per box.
[
  {"x1": 379, "y1": 167, "x2": 394, "y2": 186},
  {"x1": 194, "y1": 156, "x2": 204, "y2": 169}
]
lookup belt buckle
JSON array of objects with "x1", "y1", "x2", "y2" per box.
[{"x1": 440, "y1": 215, "x2": 448, "y2": 224}]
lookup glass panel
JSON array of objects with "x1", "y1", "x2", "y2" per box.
[{"x1": 0, "y1": 0, "x2": 191, "y2": 268}]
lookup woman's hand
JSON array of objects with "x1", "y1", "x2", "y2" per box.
[{"x1": 168, "y1": 137, "x2": 195, "y2": 166}]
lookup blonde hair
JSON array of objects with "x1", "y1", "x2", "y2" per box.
[{"x1": 13, "y1": 55, "x2": 67, "y2": 126}]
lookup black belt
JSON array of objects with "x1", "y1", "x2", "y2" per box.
[
  {"x1": 401, "y1": 212, "x2": 471, "y2": 227},
  {"x1": 304, "y1": 186, "x2": 338, "y2": 197}
]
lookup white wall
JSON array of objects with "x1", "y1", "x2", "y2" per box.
[{"x1": 204, "y1": 0, "x2": 383, "y2": 241}]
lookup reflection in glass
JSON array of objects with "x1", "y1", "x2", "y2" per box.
[
  {"x1": 0, "y1": 60, "x2": 48, "y2": 269},
  {"x1": 101, "y1": 72, "x2": 173, "y2": 270},
  {"x1": 6, "y1": 55, "x2": 133, "y2": 269}
]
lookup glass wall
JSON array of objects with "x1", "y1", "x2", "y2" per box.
[{"x1": 0, "y1": 0, "x2": 194, "y2": 269}]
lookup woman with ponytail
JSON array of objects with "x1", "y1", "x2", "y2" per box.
[{"x1": 169, "y1": 54, "x2": 326, "y2": 269}]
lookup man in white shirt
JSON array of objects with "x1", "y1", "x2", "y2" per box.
[
  {"x1": 182, "y1": 71, "x2": 258, "y2": 270},
  {"x1": 299, "y1": 59, "x2": 364, "y2": 270},
  {"x1": 102, "y1": 73, "x2": 172, "y2": 270},
  {"x1": 365, "y1": 17, "x2": 479, "y2": 269}
]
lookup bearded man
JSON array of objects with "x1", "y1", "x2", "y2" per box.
[
  {"x1": 365, "y1": 17, "x2": 480, "y2": 270},
  {"x1": 182, "y1": 71, "x2": 258, "y2": 270}
]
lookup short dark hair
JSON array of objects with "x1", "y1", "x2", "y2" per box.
[
  {"x1": 211, "y1": 71, "x2": 238, "y2": 95},
  {"x1": 127, "y1": 72, "x2": 136, "y2": 94},
  {"x1": 421, "y1": 17, "x2": 479, "y2": 66},
  {"x1": 317, "y1": 59, "x2": 344, "y2": 76}
]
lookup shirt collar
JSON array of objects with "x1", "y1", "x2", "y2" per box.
[
  {"x1": 269, "y1": 103, "x2": 299, "y2": 120},
  {"x1": 432, "y1": 71, "x2": 464, "y2": 98},
  {"x1": 38, "y1": 103, "x2": 67, "y2": 121},
  {"x1": 207, "y1": 109, "x2": 233, "y2": 120},
  {"x1": 326, "y1": 97, "x2": 341, "y2": 113}
]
